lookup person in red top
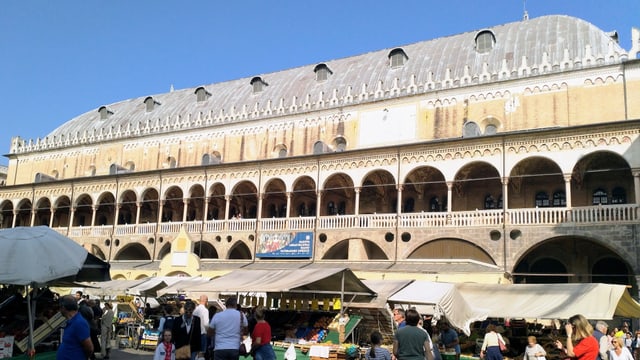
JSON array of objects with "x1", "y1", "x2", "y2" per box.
[
  {"x1": 251, "y1": 307, "x2": 276, "y2": 360},
  {"x1": 556, "y1": 314, "x2": 599, "y2": 360}
]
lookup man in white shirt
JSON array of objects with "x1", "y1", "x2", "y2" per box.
[
  {"x1": 209, "y1": 297, "x2": 248, "y2": 360},
  {"x1": 193, "y1": 295, "x2": 210, "y2": 354}
]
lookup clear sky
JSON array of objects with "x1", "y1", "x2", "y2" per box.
[{"x1": 1, "y1": 0, "x2": 638, "y2": 166}]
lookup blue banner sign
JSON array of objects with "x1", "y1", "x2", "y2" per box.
[{"x1": 256, "y1": 232, "x2": 313, "y2": 258}]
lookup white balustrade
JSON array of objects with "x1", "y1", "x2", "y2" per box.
[
  {"x1": 289, "y1": 217, "x2": 315, "y2": 230},
  {"x1": 114, "y1": 224, "x2": 137, "y2": 235},
  {"x1": 260, "y1": 218, "x2": 287, "y2": 231},
  {"x1": 136, "y1": 223, "x2": 156, "y2": 235},
  {"x1": 204, "y1": 220, "x2": 224, "y2": 233}
]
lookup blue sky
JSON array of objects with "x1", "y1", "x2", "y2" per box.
[{"x1": 1, "y1": 0, "x2": 638, "y2": 167}]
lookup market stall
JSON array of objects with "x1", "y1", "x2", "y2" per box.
[
  {"x1": 190, "y1": 268, "x2": 376, "y2": 359},
  {"x1": 387, "y1": 281, "x2": 489, "y2": 335}
]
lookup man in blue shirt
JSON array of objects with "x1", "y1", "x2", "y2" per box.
[
  {"x1": 439, "y1": 322, "x2": 460, "y2": 360},
  {"x1": 57, "y1": 295, "x2": 93, "y2": 360},
  {"x1": 209, "y1": 297, "x2": 248, "y2": 360}
]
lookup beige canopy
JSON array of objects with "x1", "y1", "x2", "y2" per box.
[
  {"x1": 456, "y1": 282, "x2": 640, "y2": 319},
  {"x1": 189, "y1": 267, "x2": 376, "y2": 299}
]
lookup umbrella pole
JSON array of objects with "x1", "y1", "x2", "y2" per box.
[{"x1": 26, "y1": 285, "x2": 36, "y2": 358}]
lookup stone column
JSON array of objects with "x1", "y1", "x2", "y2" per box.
[
  {"x1": 49, "y1": 208, "x2": 56, "y2": 228},
  {"x1": 11, "y1": 209, "x2": 17, "y2": 228},
  {"x1": 564, "y1": 174, "x2": 573, "y2": 209},
  {"x1": 396, "y1": 185, "x2": 403, "y2": 215},
  {"x1": 224, "y1": 195, "x2": 231, "y2": 220},
  {"x1": 257, "y1": 194, "x2": 264, "y2": 220},
  {"x1": 354, "y1": 188, "x2": 361, "y2": 216},
  {"x1": 69, "y1": 206, "x2": 76, "y2": 227},
  {"x1": 113, "y1": 204, "x2": 121, "y2": 226},
  {"x1": 316, "y1": 191, "x2": 322, "y2": 217},
  {"x1": 135, "y1": 202, "x2": 141, "y2": 225},
  {"x1": 202, "y1": 196, "x2": 210, "y2": 221},
  {"x1": 633, "y1": 170, "x2": 640, "y2": 205},
  {"x1": 446, "y1": 181, "x2": 453, "y2": 212},
  {"x1": 502, "y1": 177, "x2": 509, "y2": 210},
  {"x1": 285, "y1": 192, "x2": 291, "y2": 218},
  {"x1": 157, "y1": 200, "x2": 165, "y2": 223},
  {"x1": 30, "y1": 206, "x2": 36, "y2": 227},
  {"x1": 90, "y1": 205, "x2": 97, "y2": 227},
  {"x1": 182, "y1": 199, "x2": 189, "y2": 222}
]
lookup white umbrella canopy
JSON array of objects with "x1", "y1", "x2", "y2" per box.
[
  {"x1": 0, "y1": 226, "x2": 102, "y2": 285},
  {"x1": 0, "y1": 226, "x2": 111, "y2": 355}
]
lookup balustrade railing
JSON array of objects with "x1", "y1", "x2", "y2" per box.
[{"x1": 53, "y1": 204, "x2": 639, "y2": 237}]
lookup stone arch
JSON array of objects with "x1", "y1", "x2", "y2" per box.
[
  {"x1": 571, "y1": 150, "x2": 633, "y2": 206},
  {"x1": 157, "y1": 242, "x2": 172, "y2": 260},
  {"x1": 118, "y1": 190, "x2": 137, "y2": 225},
  {"x1": 96, "y1": 191, "x2": 116, "y2": 226},
  {"x1": 509, "y1": 156, "x2": 564, "y2": 209},
  {"x1": 73, "y1": 193, "x2": 93, "y2": 227},
  {"x1": 34, "y1": 197, "x2": 52, "y2": 226},
  {"x1": 0, "y1": 200, "x2": 14, "y2": 228},
  {"x1": 403, "y1": 166, "x2": 447, "y2": 212},
  {"x1": 15, "y1": 198, "x2": 32, "y2": 227},
  {"x1": 292, "y1": 176, "x2": 317, "y2": 217},
  {"x1": 322, "y1": 173, "x2": 355, "y2": 216},
  {"x1": 229, "y1": 180, "x2": 258, "y2": 219},
  {"x1": 322, "y1": 238, "x2": 388, "y2": 260},
  {"x1": 407, "y1": 238, "x2": 495, "y2": 264},
  {"x1": 187, "y1": 184, "x2": 205, "y2": 221},
  {"x1": 228, "y1": 241, "x2": 252, "y2": 259},
  {"x1": 453, "y1": 161, "x2": 501, "y2": 211},
  {"x1": 53, "y1": 196, "x2": 71, "y2": 227},
  {"x1": 140, "y1": 187, "x2": 159, "y2": 223},
  {"x1": 162, "y1": 186, "x2": 184, "y2": 222},
  {"x1": 113, "y1": 243, "x2": 151, "y2": 261},
  {"x1": 262, "y1": 178, "x2": 287, "y2": 218},
  {"x1": 513, "y1": 236, "x2": 636, "y2": 291},
  {"x1": 359, "y1": 169, "x2": 397, "y2": 214},
  {"x1": 206, "y1": 182, "x2": 226, "y2": 220},
  {"x1": 194, "y1": 241, "x2": 219, "y2": 259}
]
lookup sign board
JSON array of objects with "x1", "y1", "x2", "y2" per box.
[
  {"x1": 257, "y1": 232, "x2": 313, "y2": 258},
  {"x1": 0, "y1": 336, "x2": 14, "y2": 358}
]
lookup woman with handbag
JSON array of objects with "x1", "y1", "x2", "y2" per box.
[
  {"x1": 172, "y1": 300, "x2": 203, "y2": 360},
  {"x1": 480, "y1": 324, "x2": 506, "y2": 360},
  {"x1": 250, "y1": 307, "x2": 275, "y2": 360}
]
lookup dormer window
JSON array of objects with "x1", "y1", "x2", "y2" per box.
[
  {"x1": 475, "y1": 30, "x2": 495, "y2": 53},
  {"x1": 251, "y1": 77, "x2": 268, "y2": 94},
  {"x1": 144, "y1": 96, "x2": 160, "y2": 112},
  {"x1": 388, "y1": 48, "x2": 408, "y2": 68},
  {"x1": 314, "y1": 64, "x2": 333, "y2": 81},
  {"x1": 98, "y1": 106, "x2": 113, "y2": 120},
  {"x1": 195, "y1": 87, "x2": 211, "y2": 102}
]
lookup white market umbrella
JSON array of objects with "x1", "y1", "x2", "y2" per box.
[{"x1": 0, "y1": 226, "x2": 111, "y2": 354}]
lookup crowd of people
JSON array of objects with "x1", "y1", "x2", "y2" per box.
[{"x1": 4, "y1": 286, "x2": 637, "y2": 360}]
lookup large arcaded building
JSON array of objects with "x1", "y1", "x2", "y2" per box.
[{"x1": 2, "y1": 15, "x2": 640, "y2": 290}]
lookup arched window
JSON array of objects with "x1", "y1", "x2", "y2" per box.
[
  {"x1": 333, "y1": 137, "x2": 347, "y2": 152},
  {"x1": 611, "y1": 187, "x2": 626, "y2": 204},
  {"x1": 552, "y1": 190, "x2": 567, "y2": 207},
  {"x1": 202, "y1": 154, "x2": 211, "y2": 165},
  {"x1": 497, "y1": 194, "x2": 503, "y2": 209},
  {"x1": 313, "y1": 141, "x2": 326, "y2": 155},
  {"x1": 462, "y1": 122, "x2": 481, "y2": 138},
  {"x1": 195, "y1": 87, "x2": 211, "y2": 102},
  {"x1": 250, "y1": 77, "x2": 268, "y2": 94},
  {"x1": 475, "y1": 30, "x2": 495, "y2": 53},
  {"x1": 592, "y1": 188, "x2": 608, "y2": 205},
  {"x1": 314, "y1": 64, "x2": 333, "y2": 81},
  {"x1": 535, "y1": 192, "x2": 550, "y2": 207},
  {"x1": 484, "y1": 124, "x2": 498, "y2": 135},
  {"x1": 338, "y1": 201, "x2": 346, "y2": 215},
  {"x1": 167, "y1": 157, "x2": 177, "y2": 169},
  {"x1": 388, "y1": 48, "x2": 408, "y2": 68},
  {"x1": 210, "y1": 151, "x2": 222, "y2": 165}
]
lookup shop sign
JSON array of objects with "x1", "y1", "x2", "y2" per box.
[
  {"x1": 257, "y1": 232, "x2": 313, "y2": 258},
  {"x1": 0, "y1": 336, "x2": 14, "y2": 358}
]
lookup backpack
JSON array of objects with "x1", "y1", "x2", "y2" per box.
[{"x1": 163, "y1": 315, "x2": 175, "y2": 331}]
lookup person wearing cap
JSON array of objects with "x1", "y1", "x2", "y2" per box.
[{"x1": 594, "y1": 321, "x2": 610, "y2": 360}]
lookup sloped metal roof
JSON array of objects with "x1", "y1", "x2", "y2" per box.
[{"x1": 44, "y1": 15, "x2": 625, "y2": 144}]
